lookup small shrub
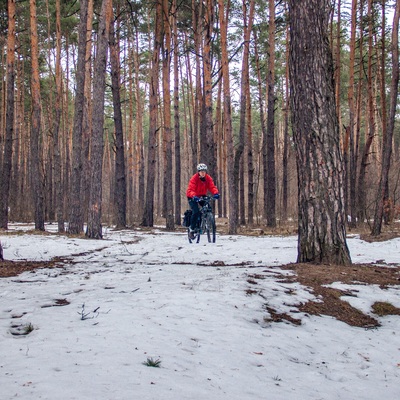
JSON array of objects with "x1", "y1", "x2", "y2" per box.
[
  {"x1": 23, "y1": 323, "x2": 35, "y2": 334},
  {"x1": 143, "y1": 357, "x2": 161, "y2": 368}
]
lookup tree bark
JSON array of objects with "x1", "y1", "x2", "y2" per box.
[
  {"x1": 234, "y1": 0, "x2": 255, "y2": 227},
  {"x1": 371, "y1": 0, "x2": 400, "y2": 236},
  {"x1": 162, "y1": 0, "x2": 174, "y2": 230},
  {"x1": 110, "y1": 15, "x2": 127, "y2": 229},
  {"x1": 173, "y1": 0, "x2": 182, "y2": 226},
  {"x1": 265, "y1": 0, "x2": 276, "y2": 228},
  {"x1": 81, "y1": 0, "x2": 94, "y2": 227},
  {"x1": 86, "y1": 0, "x2": 112, "y2": 239},
  {"x1": 133, "y1": 26, "x2": 145, "y2": 221},
  {"x1": 0, "y1": 0, "x2": 16, "y2": 229},
  {"x1": 218, "y1": 0, "x2": 237, "y2": 234},
  {"x1": 288, "y1": 0, "x2": 352, "y2": 265},
  {"x1": 53, "y1": 0, "x2": 64, "y2": 233},
  {"x1": 246, "y1": 69, "x2": 254, "y2": 225},
  {"x1": 30, "y1": 0, "x2": 45, "y2": 231},
  {"x1": 69, "y1": 0, "x2": 89, "y2": 234},
  {"x1": 282, "y1": 12, "x2": 290, "y2": 222},
  {"x1": 142, "y1": 0, "x2": 162, "y2": 227},
  {"x1": 357, "y1": 0, "x2": 375, "y2": 224},
  {"x1": 253, "y1": 29, "x2": 268, "y2": 224},
  {"x1": 200, "y1": 0, "x2": 215, "y2": 174},
  {"x1": 348, "y1": 0, "x2": 360, "y2": 229}
]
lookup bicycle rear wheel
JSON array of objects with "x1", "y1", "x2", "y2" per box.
[{"x1": 205, "y1": 212, "x2": 216, "y2": 243}]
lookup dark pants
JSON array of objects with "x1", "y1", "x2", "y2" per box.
[{"x1": 188, "y1": 199, "x2": 201, "y2": 230}]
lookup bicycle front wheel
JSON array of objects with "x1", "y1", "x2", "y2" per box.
[{"x1": 204, "y1": 212, "x2": 216, "y2": 243}]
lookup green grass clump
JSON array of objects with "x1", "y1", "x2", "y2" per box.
[
  {"x1": 143, "y1": 357, "x2": 161, "y2": 368},
  {"x1": 23, "y1": 323, "x2": 35, "y2": 334}
]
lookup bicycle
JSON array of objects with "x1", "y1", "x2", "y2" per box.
[{"x1": 187, "y1": 196, "x2": 216, "y2": 244}]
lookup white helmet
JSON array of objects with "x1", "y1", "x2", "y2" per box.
[{"x1": 197, "y1": 163, "x2": 208, "y2": 172}]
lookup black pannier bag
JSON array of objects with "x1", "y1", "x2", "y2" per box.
[{"x1": 182, "y1": 209, "x2": 192, "y2": 227}]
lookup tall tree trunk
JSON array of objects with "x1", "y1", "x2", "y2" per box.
[
  {"x1": 173, "y1": 0, "x2": 182, "y2": 226},
  {"x1": 235, "y1": 0, "x2": 255, "y2": 227},
  {"x1": 357, "y1": 0, "x2": 375, "y2": 224},
  {"x1": 215, "y1": 68, "x2": 226, "y2": 218},
  {"x1": 282, "y1": 12, "x2": 290, "y2": 222},
  {"x1": 192, "y1": 0, "x2": 201, "y2": 169},
  {"x1": 253, "y1": 29, "x2": 268, "y2": 224},
  {"x1": 334, "y1": 0, "x2": 342, "y2": 141},
  {"x1": 265, "y1": 0, "x2": 276, "y2": 227},
  {"x1": 288, "y1": 0, "x2": 352, "y2": 265},
  {"x1": 379, "y1": 0, "x2": 389, "y2": 224},
  {"x1": 218, "y1": 0, "x2": 237, "y2": 234},
  {"x1": 246, "y1": 70, "x2": 254, "y2": 225},
  {"x1": 162, "y1": 0, "x2": 174, "y2": 230},
  {"x1": 86, "y1": 0, "x2": 112, "y2": 239},
  {"x1": 371, "y1": 0, "x2": 400, "y2": 236},
  {"x1": 53, "y1": 0, "x2": 64, "y2": 233},
  {"x1": 30, "y1": 0, "x2": 45, "y2": 231},
  {"x1": 0, "y1": 0, "x2": 16, "y2": 229},
  {"x1": 240, "y1": 157, "x2": 245, "y2": 225},
  {"x1": 110, "y1": 14, "x2": 127, "y2": 229},
  {"x1": 142, "y1": 0, "x2": 162, "y2": 227},
  {"x1": 81, "y1": 0, "x2": 94, "y2": 227},
  {"x1": 348, "y1": 0, "x2": 358, "y2": 228},
  {"x1": 11, "y1": 52, "x2": 23, "y2": 220},
  {"x1": 134, "y1": 27, "x2": 145, "y2": 220},
  {"x1": 200, "y1": 0, "x2": 215, "y2": 173},
  {"x1": 69, "y1": 0, "x2": 89, "y2": 234}
]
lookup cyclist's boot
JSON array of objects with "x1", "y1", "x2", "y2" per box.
[{"x1": 189, "y1": 229, "x2": 196, "y2": 240}]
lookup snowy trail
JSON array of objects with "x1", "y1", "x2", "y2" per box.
[{"x1": 0, "y1": 226, "x2": 399, "y2": 399}]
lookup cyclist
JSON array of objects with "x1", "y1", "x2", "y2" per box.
[{"x1": 186, "y1": 163, "x2": 220, "y2": 239}]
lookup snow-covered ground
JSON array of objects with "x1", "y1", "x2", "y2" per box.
[{"x1": 0, "y1": 224, "x2": 399, "y2": 400}]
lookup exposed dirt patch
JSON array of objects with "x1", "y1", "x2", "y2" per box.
[
  {"x1": 0, "y1": 259, "x2": 64, "y2": 278},
  {"x1": 279, "y1": 262, "x2": 400, "y2": 327}
]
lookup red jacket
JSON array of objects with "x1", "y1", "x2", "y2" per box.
[{"x1": 186, "y1": 173, "x2": 219, "y2": 198}]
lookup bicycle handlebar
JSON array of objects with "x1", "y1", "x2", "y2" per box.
[{"x1": 195, "y1": 195, "x2": 215, "y2": 201}]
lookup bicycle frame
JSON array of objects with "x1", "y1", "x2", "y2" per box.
[{"x1": 188, "y1": 196, "x2": 216, "y2": 244}]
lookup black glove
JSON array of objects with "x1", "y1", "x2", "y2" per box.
[{"x1": 213, "y1": 194, "x2": 220, "y2": 200}]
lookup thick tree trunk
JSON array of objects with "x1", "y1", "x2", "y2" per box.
[
  {"x1": 173, "y1": 0, "x2": 182, "y2": 226},
  {"x1": 218, "y1": 0, "x2": 236, "y2": 234},
  {"x1": 53, "y1": 0, "x2": 64, "y2": 233},
  {"x1": 68, "y1": 0, "x2": 88, "y2": 234},
  {"x1": 110, "y1": 17, "x2": 127, "y2": 229},
  {"x1": 142, "y1": 0, "x2": 162, "y2": 227},
  {"x1": 134, "y1": 28, "x2": 145, "y2": 220},
  {"x1": 81, "y1": 0, "x2": 94, "y2": 227},
  {"x1": 162, "y1": 0, "x2": 174, "y2": 230},
  {"x1": 357, "y1": 0, "x2": 375, "y2": 225},
  {"x1": 348, "y1": 0, "x2": 361, "y2": 229},
  {"x1": 253, "y1": 30, "x2": 268, "y2": 224},
  {"x1": 246, "y1": 80, "x2": 254, "y2": 225},
  {"x1": 372, "y1": 0, "x2": 400, "y2": 236},
  {"x1": 200, "y1": 0, "x2": 215, "y2": 174},
  {"x1": 288, "y1": 0, "x2": 352, "y2": 265},
  {"x1": 234, "y1": 0, "x2": 254, "y2": 227},
  {"x1": 0, "y1": 0, "x2": 16, "y2": 229},
  {"x1": 265, "y1": 0, "x2": 276, "y2": 228},
  {"x1": 30, "y1": 0, "x2": 45, "y2": 231},
  {"x1": 282, "y1": 16, "x2": 290, "y2": 222},
  {"x1": 192, "y1": 0, "x2": 201, "y2": 170},
  {"x1": 86, "y1": 0, "x2": 112, "y2": 239}
]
